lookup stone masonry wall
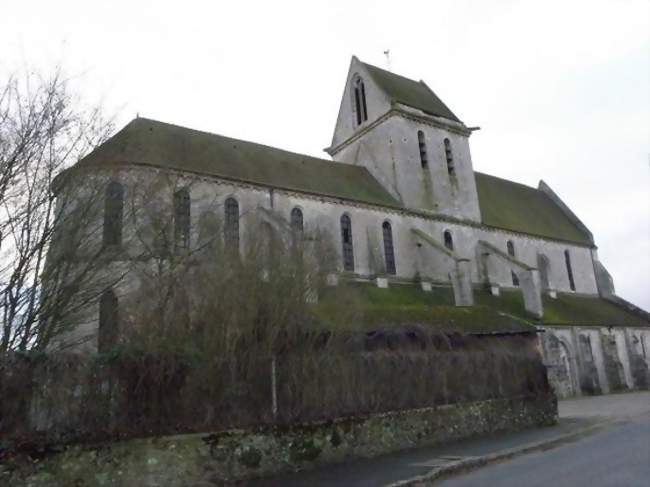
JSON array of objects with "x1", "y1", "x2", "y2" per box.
[
  {"x1": 542, "y1": 326, "x2": 650, "y2": 397},
  {"x1": 601, "y1": 333, "x2": 626, "y2": 392},
  {"x1": 2, "y1": 395, "x2": 557, "y2": 486}
]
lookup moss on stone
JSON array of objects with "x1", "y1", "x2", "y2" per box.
[
  {"x1": 289, "y1": 437, "x2": 322, "y2": 463},
  {"x1": 5, "y1": 396, "x2": 557, "y2": 485},
  {"x1": 237, "y1": 446, "x2": 262, "y2": 468},
  {"x1": 330, "y1": 428, "x2": 342, "y2": 447},
  {"x1": 312, "y1": 283, "x2": 536, "y2": 334},
  {"x1": 313, "y1": 283, "x2": 647, "y2": 333},
  {"x1": 541, "y1": 293, "x2": 649, "y2": 326}
]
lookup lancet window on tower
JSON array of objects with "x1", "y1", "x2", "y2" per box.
[
  {"x1": 565, "y1": 249, "x2": 576, "y2": 291},
  {"x1": 418, "y1": 130, "x2": 428, "y2": 169},
  {"x1": 353, "y1": 76, "x2": 368, "y2": 126},
  {"x1": 444, "y1": 138, "x2": 455, "y2": 176}
]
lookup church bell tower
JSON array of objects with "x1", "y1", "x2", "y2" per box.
[{"x1": 326, "y1": 56, "x2": 481, "y2": 223}]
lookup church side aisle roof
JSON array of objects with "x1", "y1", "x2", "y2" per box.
[
  {"x1": 76, "y1": 118, "x2": 400, "y2": 208},
  {"x1": 360, "y1": 61, "x2": 462, "y2": 123},
  {"x1": 313, "y1": 283, "x2": 537, "y2": 334},
  {"x1": 313, "y1": 284, "x2": 649, "y2": 334},
  {"x1": 476, "y1": 289, "x2": 648, "y2": 327},
  {"x1": 474, "y1": 172, "x2": 593, "y2": 246}
]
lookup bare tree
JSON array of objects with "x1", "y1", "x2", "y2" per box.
[
  {"x1": 0, "y1": 67, "x2": 114, "y2": 352},
  {"x1": 113, "y1": 173, "x2": 340, "y2": 359}
]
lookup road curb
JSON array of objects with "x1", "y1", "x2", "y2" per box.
[{"x1": 386, "y1": 420, "x2": 614, "y2": 486}]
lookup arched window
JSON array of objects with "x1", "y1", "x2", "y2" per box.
[
  {"x1": 537, "y1": 253, "x2": 551, "y2": 290},
  {"x1": 444, "y1": 138, "x2": 455, "y2": 176},
  {"x1": 443, "y1": 230, "x2": 454, "y2": 251},
  {"x1": 174, "y1": 188, "x2": 191, "y2": 250},
  {"x1": 353, "y1": 76, "x2": 368, "y2": 126},
  {"x1": 340, "y1": 214, "x2": 355, "y2": 271},
  {"x1": 507, "y1": 242, "x2": 518, "y2": 286},
  {"x1": 511, "y1": 270, "x2": 520, "y2": 287},
  {"x1": 564, "y1": 249, "x2": 576, "y2": 291},
  {"x1": 290, "y1": 207, "x2": 304, "y2": 234},
  {"x1": 103, "y1": 181, "x2": 124, "y2": 246},
  {"x1": 98, "y1": 289, "x2": 118, "y2": 352},
  {"x1": 382, "y1": 221, "x2": 396, "y2": 275},
  {"x1": 417, "y1": 130, "x2": 428, "y2": 169},
  {"x1": 224, "y1": 197, "x2": 239, "y2": 251}
]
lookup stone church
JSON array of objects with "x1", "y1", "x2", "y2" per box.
[{"x1": 55, "y1": 56, "x2": 649, "y2": 398}]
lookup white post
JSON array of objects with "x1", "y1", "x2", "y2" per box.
[{"x1": 271, "y1": 355, "x2": 278, "y2": 419}]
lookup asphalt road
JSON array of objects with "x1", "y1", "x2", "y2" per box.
[{"x1": 437, "y1": 415, "x2": 650, "y2": 487}]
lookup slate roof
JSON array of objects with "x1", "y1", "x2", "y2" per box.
[
  {"x1": 76, "y1": 118, "x2": 400, "y2": 208},
  {"x1": 361, "y1": 61, "x2": 462, "y2": 123},
  {"x1": 474, "y1": 172, "x2": 593, "y2": 246}
]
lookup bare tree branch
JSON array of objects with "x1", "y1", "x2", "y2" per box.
[{"x1": 0, "y1": 67, "x2": 115, "y2": 352}]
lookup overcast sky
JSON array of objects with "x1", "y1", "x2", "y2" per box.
[{"x1": 2, "y1": 0, "x2": 648, "y2": 309}]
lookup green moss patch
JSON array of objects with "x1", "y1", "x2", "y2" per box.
[
  {"x1": 237, "y1": 446, "x2": 262, "y2": 468},
  {"x1": 541, "y1": 293, "x2": 649, "y2": 326},
  {"x1": 311, "y1": 283, "x2": 536, "y2": 334},
  {"x1": 311, "y1": 283, "x2": 647, "y2": 333}
]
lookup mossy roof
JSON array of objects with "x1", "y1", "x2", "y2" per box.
[
  {"x1": 76, "y1": 118, "x2": 400, "y2": 208},
  {"x1": 312, "y1": 284, "x2": 649, "y2": 334},
  {"x1": 474, "y1": 172, "x2": 593, "y2": 246},
  {"x1": 542, "y1": 293, "x2": 649, "y2": 327},
  {"x1": 476, "y1": 289, "x2": 648, "y2": 327},
  {"x1": 361, "y1": 61, "x2": 462, "y2": 123},
  {"x1": 312, "y1": 283, "x2": 537, "y2": 334}
]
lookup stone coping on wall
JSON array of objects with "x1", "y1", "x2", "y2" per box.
[{"x1": 2, "y1": 394, "x2": 557, "y2": 486}]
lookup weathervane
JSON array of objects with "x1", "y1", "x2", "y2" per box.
[{"x1": 383, "y1": 49, "x2": 391, "y2": 71}]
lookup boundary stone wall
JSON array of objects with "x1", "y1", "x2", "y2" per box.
[{"x1": 2, "y1": 394, "x2": 557, "y2": 486}]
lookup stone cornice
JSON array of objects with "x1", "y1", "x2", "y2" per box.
[
  {"x1": 326, "y1": 106, "x2": 472, "y2": 156},
  {"x1": 65, "y1": 162, "x2": 595, "y2": 250}
]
